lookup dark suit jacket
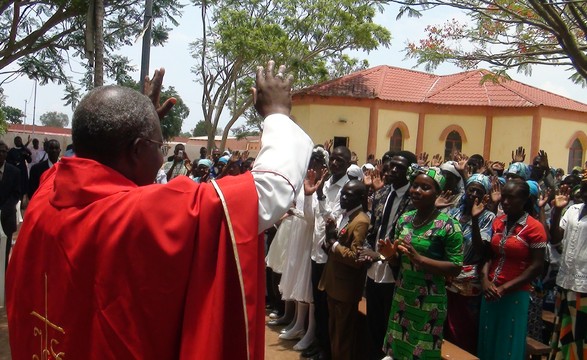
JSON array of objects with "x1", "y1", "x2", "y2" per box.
[
  {"x1": 319, "y1": 209, "x2": 370, "y2": 303},
  {"x1": 0, "y1": 162, "x2": 21, "y2": 234},
  {"x1": 28, "y1": 160, "x2": 51, "y2": 199},
  {"x1": 366, "y1": 184, "x2": 413, "y2": 248}
]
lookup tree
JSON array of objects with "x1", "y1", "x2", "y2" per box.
[
  {"x1": 386, "y1": 0, "x2": 587, "y2": 85},
  {"x1": 0, "y1": 0, "x2": 183, "y2": 88},
  {"x1": 192, "y1": 120, "x2": 209, "y2": 136},
  {"x1": 1, "y1": 105, "x2": 25, "y2": 124},
  {"x1": 40, "y1": 111, "x2": 69, "y2": 127},
  {"x1": 192, "y1": 0, "x2": 391, "y2": 152},
  {"x1": 0, "y1": 90, "x2": 7, "y2": 134}
]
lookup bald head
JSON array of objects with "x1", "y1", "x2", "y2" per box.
[{"x1": 72, "y1": 85, "x2": 159, "y2": 164}]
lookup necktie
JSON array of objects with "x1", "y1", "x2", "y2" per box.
[
  {"x1": 0, "y1": 169, "x2": 3, "y2": 181},
  {"x1": 378, "y1": 190, "x2": 396, "y2": 241}
]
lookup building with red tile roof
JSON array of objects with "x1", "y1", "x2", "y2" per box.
[{"x1": 292, "y1": 65, "x2": 587, "y2": 172}]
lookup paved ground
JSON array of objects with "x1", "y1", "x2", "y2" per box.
[{"x1": 0, "y1": 307, "x2": 303, "y2": 359}]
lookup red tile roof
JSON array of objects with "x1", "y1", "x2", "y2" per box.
[
  {"x1": 295, "y1": 65, "x2": 587, "y2": 113},
  {"x1": 8, "y1": 124, "x2": 71, "y2": 136}
]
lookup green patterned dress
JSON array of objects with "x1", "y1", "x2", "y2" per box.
[{"x1": 383, "y1": 210, "x2": 463, "y2": 360}]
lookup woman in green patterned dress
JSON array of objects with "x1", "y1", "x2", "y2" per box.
[{"x1": 379, "y1": 166, "x2": 463, "y2": 360}]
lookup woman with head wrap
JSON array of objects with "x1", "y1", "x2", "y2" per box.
[
  {"x1": 378, "y1": 166, "x2": 463, "y2": 359},
  {"x1": 478, "y1": 178, "x2": 547, "y2": 360},
  {"x1": 445, "y1": 173, "x2": 496, "y2": 354},
  {"x1": 191, "y1": 159, "x2": 213, "y2": 183}
]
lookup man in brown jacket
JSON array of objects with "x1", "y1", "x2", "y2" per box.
[{"x1": 319, "y1": 179, "x2": 369, "y2": 360}]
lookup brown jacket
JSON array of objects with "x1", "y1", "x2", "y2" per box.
[{"x1": 319, "y1": 209, "x2": 370, "y2": 303}]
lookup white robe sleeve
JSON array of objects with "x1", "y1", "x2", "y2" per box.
[{"x1": 252, "y1": 114, "x2": 313, "y2": 233}]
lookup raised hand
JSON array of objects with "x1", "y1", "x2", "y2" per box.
[
  {"x1": 538, "y1": 188, "x2": 552, "y2": 208},
  {"x1": 491, "y1": 161, "x2": 506, "y2": 172},
  {"x1": 323, "y1": 139, "x2": 333, "y2": 153},
  {"x1": 472, "y1": 195, "x2": 490, "y2": 218},
  {"x1": 512, "y1": 146, "x2": 526, "y2": 163},
  {"x1": 552, "y1": 185, "x2": 571, "y2": 209},
  {"x1": 417, "y1": 152, "x2": 429, "y2": 166},
  {"x1": 430, "y1": 153, "x2": 443, "y2": 167},
  {"x1": 252, "y1": 61, "x2": 292, "y2": 118},
  {"x1": 304, "y1": 168, "x2": 326, "y2": 196},
  {"x1": 372, "y1": 169, "x2": 385, "y2": 191},
  {"x1": 144, "y1": 68, "x2": 176, "y2": 120},
  {"x1": 490, "y1": 176, "x2": 502, "y2": 204},
  {"x1": 453, "y1": 152, "x2": 469, "y2": 173},
  {"x1": 537, "y1": 150, "x2": 549, "y2": 169},
  {"x1": 230, "y1": 151, "x2": 240, "y2": 163},
  {"x1": 435, "y1": 190, "x2": 455, "y2": 208}
]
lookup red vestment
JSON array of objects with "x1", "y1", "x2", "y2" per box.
[{"x1": 7, "y1": 157, "x2": 265, "y2": 359}]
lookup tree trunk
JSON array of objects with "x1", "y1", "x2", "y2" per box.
[{"x1": 93, "y1": 0, "x2": 104, "y2": 87}]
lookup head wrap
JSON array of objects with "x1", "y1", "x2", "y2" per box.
[
  {"x1": 198, "y1": 159, "x2": 213, "y2": 168},
  {"x1": 346, "y1": 164, "x2": 363, "y2": 181},
  {"x1": 223, "y1": 150, "x2": 231, "y2": 156},
  {"x1": 466, "y1": 173, "x2": 491, "y2": 193},
  {"x1": 361, "y1": 163, "x2": 375, "y2": 172},
  {"x1": 439, "y1": 160, "x2": 464, "y2": 190},
  {"x1": 526, "y1": 180, "x2": 540, "y2": 198},
  {"x1": 439, "y1": 161, "x2": 461, "y2": 179},
  {"x1": 311, "y1": 146, "x2": 329, "y2": 166},
  {"x1": 408, "y1": 164, "x2": 446, "y2": 191},
  {"x1": 505, "y1": 162, "x2": 530, "y2": 180},
  {"x1": 218, "y1": 155, "x2": 230, "y2": 164}
]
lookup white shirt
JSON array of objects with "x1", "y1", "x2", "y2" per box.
[
  {"x1": 311, "y1": 174, "x2": 349, "y2": 264},
  {"x1": 556, "y1": 203, "x2": 587, "y2": 292},
  {"x1": 251, "y1": 114, "x2": 313, "y2": 233},
  {"x1": 30, "y1": 148, "x2": 47, "y2": 165},
  {"x1": 367, "y1": 182, "x2": 409, "y2": 283}
]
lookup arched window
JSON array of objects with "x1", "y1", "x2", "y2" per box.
[
  {"x1": 444, "y1": 131, "x2": 462, "y2": 160},
  {"x1": 568, "y1": 138, "x2": 584, "y2": 173},
  {"x1": 389, "y1": 128, "x2": 403, "y2": 152}
]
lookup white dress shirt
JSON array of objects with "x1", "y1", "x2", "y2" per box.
[
  {"x1": 367, "y1": 182, "x2": 409, "y2": 283},
  {"x1": 556, "y1": 203, "x2": 587, "y2": 292},
  {"x1": 311, "y1": 174, "x2": 349, "y2": 264}
]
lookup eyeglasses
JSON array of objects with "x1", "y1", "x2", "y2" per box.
[{"x1": 142, "y1": 138, "x2": 168, "y2": 156}]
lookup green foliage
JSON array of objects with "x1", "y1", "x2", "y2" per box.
[
  {"x1": 192, "y1": 120, "x2": 209, "y2": 137},
  {"x1": 192, "y1": 0, "x2": 391, "y2": 150},
  {"x1": 40, "y1": 111, "x2": 69, "y2": 127},
  {"x1": 388, "y1": 0, "x2": 587, "y2": 86},
  {"x1": 0, "y1": 0, "x2": 183, "y2": 88},
  {"x1": 1, "y1": 105, "x2": 25, "y2": 124}
]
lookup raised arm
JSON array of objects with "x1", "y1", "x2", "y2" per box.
[{"x1": 250, "y1": 61, "x2": 313, "y2": 233}]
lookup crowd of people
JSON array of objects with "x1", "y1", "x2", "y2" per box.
[
  {"x1": 1, "y1": 60, "x2": 585, "y2": 360},
  {"x1": 264, "y1": 144, "x2": 586, "y2": 360}
]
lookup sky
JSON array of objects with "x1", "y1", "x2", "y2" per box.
[{"x1": 2, "y1": 3, "x2": 587, "y2": 134}]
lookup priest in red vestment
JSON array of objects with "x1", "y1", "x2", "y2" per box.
[{"x1": 6, "y1": 62, "x2": 313, "y2": 359}]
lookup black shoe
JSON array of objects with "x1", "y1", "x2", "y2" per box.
[
  {"x1": 301, "y1": 345, "x2": 321, "y2": 358},
  {"x1": 307, "y1": 352, "x2": 327, "y2": 360}
]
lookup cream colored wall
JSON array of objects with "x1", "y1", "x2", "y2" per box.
[
  {"x1": 491, "y1": 116, "x2": 533, "y2": 163},
  {"x1": 422, "y1": 114, "x2": 486, "y2": 157},
  {"x1": 292, "y1": 104, "x2": 371, "y2": 161},
  {"x1": 540, "y1": 117, "x2": 587, "y2": 170},
  {"x1": 377, "y1": 109, "x2": 419, "y2": 156}
]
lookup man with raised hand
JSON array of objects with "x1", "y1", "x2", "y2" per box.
[{"x1": 7, "y1": 61, "x2": 312, "y2": 359}]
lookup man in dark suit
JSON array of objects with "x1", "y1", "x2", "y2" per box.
[
  {"x1": 6, "y1": 136, "x2": 31, "y2": 202},
  {"x1": 363, "y1": 150, "x2": 416, "y2": 360},
  {"x1": 0, "y1": 140, "x2": 21, "y2": 270},
  {"x1": 319, "y1": 179, "x2": 369, "y2": 360},
  {"x1": 28, "y1": 139, "x2": 61, "y2": 199}
]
